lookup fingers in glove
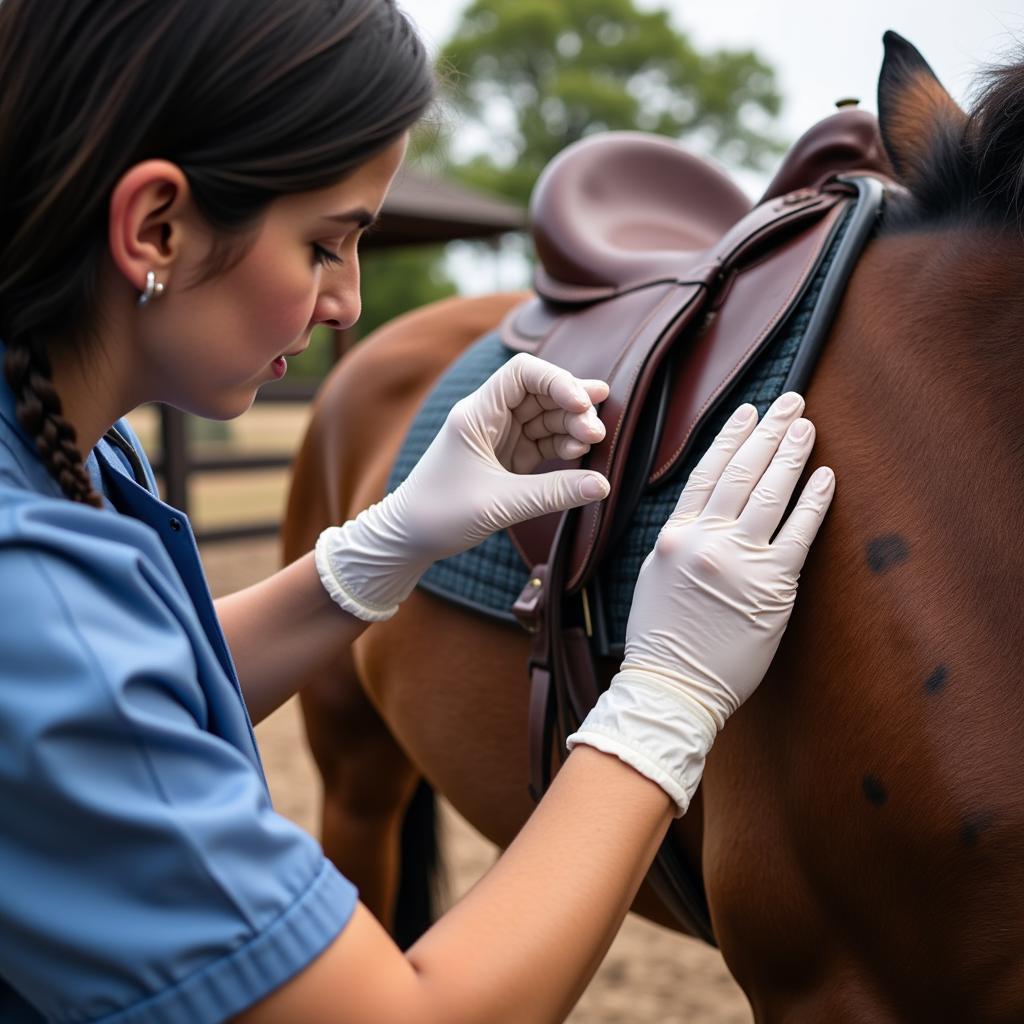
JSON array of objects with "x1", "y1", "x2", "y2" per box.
[
  {"x1": 511, "y1": 377, "x2": 609, "y2": 429},
  {"x1": 737, "y1": 417, "x2": 816, "y2": 542},
  {"x1": 772, "y1": 465, "x2": 836, "y2": 568},
  {"x1": 498, "y1": 352, "x2": 596, "y2": 416},
  {"x1": 522, "y1": 406, "x2": 605, "y2": 446},
  {"x1": 702, "y1": 391, "x2": 806, "y2": 521},
  {"x1": 537, "y1": 432, "x2": 592, "y2": 461},
  {"x1": 667, "y1": 402, "x2": 759, "y2": 525},
  {"x1": 502, "y1": 467, "x2": 611, "y2": 521},
  {"x1": 512, "y1": 392, "x2": 566, "y2": 426}
]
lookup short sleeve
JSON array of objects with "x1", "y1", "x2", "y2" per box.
[{"x1": 0, "y1": 498, "x2": 357, "y2": 1024}]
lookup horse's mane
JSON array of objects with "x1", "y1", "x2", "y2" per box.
[{"x1": 881, "y1": 48, "x2": 1024, "y2": 236}]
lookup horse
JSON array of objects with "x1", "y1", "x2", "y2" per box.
[{"x1": 281, "y1": 33, "x2": 1024, "y2": 1022}]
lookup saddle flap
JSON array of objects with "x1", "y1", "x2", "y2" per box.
[
  {"x1": 505, "y1": 280, "x2": 706, "y2": 577},
  {"x1": 649, "y1": 197, "x2": 850, "y2": 483}
]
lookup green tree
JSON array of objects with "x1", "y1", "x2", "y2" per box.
[
  {"x1": 346, "y1": 0, "x2": 785, "y2": 361},
  {"x1": 439, "y1": 0, "x2": 785, "y2": 203},
  {"x1": 355, "y1": 244, "x2": 457, "y2": 340}
]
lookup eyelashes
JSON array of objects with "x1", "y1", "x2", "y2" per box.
[
  {"x1": 313, "y1": 222, "x2": 376, "y2": 268},
  {"x1": 312, "y1": 243, "x2": 344, "y2": 268}
]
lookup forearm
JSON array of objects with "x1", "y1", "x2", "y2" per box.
[
  {"x1": 214, "y1": 551, "x2": 368, "y2": 724},
  {"x1": 407, "y1": 745, "x2": 673, "y2": 1023}
]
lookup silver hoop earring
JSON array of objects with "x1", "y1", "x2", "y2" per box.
[{"x1": 138, "y1": 270, "x2": 166, "y2": 307}]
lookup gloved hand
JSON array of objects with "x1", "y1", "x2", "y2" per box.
[
  {"x1": 315, "y1": 352, "x2": 611, "y2": 621},
  {"x1": 567, "y1": 391, "x2": 835, "y2": 815}
]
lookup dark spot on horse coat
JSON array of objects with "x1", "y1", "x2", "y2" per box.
[
  {"x1": 924, "y1": 665, "x2": 948, "y2": 694},
  {"x1": 862, "y1": 775, "x2": 888, "y2": 806},
  {"x1": 960, "y1": 811, "x2": 996, "y2": 848},
  {"x1": 866, "y1": 534, "x2": 910, "y2": 573}
]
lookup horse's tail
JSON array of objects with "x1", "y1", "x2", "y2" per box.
[{"x1": 393, "y1": 778, "x2": 446, "y2": 949}]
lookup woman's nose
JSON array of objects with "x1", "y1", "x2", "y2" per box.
[
  {"x1": 314, "y1": 303, "x2": 360, "y2": 330},
  {"x1": 312, "y1": 273, "x2": 361, "y2": 330}
]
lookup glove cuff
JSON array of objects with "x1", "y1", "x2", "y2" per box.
[
  {"x1": 314, "y1": 496, "x2": 427, "y2": 622},
  {"x1": 566, "y1": 671, "x2": 718, "y2": 817}
]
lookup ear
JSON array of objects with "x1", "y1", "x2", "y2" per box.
[
  {"x1": 877, "y1": 31, "x2": 968, "y2": 190},
  {"x1": 107, "y1": 160, "x2": 192, "y2": 295}
]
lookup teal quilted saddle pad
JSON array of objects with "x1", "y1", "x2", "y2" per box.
[{"x1": 386, "y1": 204, "x2": 854, "y2": 655}]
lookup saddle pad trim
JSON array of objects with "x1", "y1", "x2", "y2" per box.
[{"x1": 784, "y1": 175, "x2": 887, "y2": 392}]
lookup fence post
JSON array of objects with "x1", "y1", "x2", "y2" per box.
[
  {"x1": 159, "y1": 404, "x2": 190, "y2": 514},
  {"x1": 332, "y1": 326, "x2": 354, "y2": 363}
]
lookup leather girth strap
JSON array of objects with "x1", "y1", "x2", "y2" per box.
[{"x1": 512, "y1": 174, "x2": 888, "y2": 946}]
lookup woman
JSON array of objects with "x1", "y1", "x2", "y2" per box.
[{"x1": 0, "y1": 1, "x2": 834, "y2": 1021}]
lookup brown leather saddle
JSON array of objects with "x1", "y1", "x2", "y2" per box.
[{"x1": 499, "y1": 108, "x2": 895, "y2": 945}]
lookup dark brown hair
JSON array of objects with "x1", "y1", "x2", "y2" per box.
[{"x1": 0, "y1": 0, "x2": 434, "y2": 506}]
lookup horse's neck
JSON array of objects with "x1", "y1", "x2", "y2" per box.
[
  {"x1": 809, "y1": 227, "x2": 1024, "y2": 690},
  {"x1": 835, "y1": 228, "x2": 1024, "y2": 519}
]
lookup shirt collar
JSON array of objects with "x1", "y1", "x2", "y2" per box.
[{"x1": 0, "y1": 338, "x2": 42, "y2": 460}]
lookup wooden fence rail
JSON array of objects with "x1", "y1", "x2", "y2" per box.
[{"x1": 150, "y1": 378, "x2": 322, "y2": 545}]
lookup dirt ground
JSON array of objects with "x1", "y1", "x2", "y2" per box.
[{"x1": 202, "y1": 537, "x2": 754, "y2": 1024}]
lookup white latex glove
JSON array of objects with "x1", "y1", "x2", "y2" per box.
[
  {"x1": 315, "y1": 352, "x2": 611, "y2": 621},
  {"x1": 567, "y1": 391, "x2": 835, "y2": 815}
]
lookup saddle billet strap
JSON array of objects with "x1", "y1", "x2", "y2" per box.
[
  {"x1": 519, "y1": 561, "x2": 556, "y2": 801},
  {"x1": 519, "y1": 508, "x2": 581, "y2": 802},
  {"x1": 519, "y1": 527, "x2": 723, "y2": 944},
  {"x1": 516, "y1": 507, "x2": 719, "y2": 944}
]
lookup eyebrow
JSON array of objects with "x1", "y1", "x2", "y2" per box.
[{"x1": 323, "y1": 207, "x2": 378, "y2": 228}]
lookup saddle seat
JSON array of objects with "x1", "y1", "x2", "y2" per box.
[
  {"x1": 530, "y1": 132, "x2": 752, "y2": 300},
  {"x1": 532, "y1": 108, "x2": 891, "y2": 305}
]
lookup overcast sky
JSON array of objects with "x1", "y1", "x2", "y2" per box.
[{"x1": 397, "y1": 0, "x2": 1024, "y2": 289}]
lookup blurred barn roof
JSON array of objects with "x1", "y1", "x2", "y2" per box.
[{"x1": 366, "y1": 167, "x2": 526, "y2": 246}]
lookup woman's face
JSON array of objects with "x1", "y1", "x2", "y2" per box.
[{"x1": 139, "y1": 133, "x2": 408, "y2": 420}]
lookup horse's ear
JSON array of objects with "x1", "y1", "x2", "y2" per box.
[{"x1": 877, "y1": 31, "x2": 968, "y2": 190}]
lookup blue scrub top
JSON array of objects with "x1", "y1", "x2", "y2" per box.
[{"x1": 0, "y1": 347, "x2": 356, "y2": 1023}]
